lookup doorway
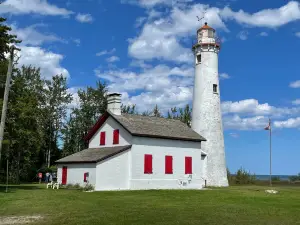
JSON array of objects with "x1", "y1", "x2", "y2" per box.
[{"x1": 62, "y1": 166, "x2": 67, "y2": 185}]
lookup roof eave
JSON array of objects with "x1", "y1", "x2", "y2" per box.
[{"x1": 132, "y1": 133, "x2": 205, "y2": 142}]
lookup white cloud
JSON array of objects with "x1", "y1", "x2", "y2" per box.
[
  {"x1": 76, "y1": 13, "x2": 93, "y2": 23},
  {"x1": 129, "y1": 4, "x2": 226, "y2": 62},
  {"x1": 260, "y1": 32, "x2": 268, "y2": 36},
  {"x1": 221, "y1": 99, "x2": 300, "y2": 118},
  {"x1": 229, "y1": 133, "x2": 239, "y2": 138},
  {"x1": 67, "y1": 87, "x2": 81, "y2": 109},
  {"x1": 18, "y1": 46, "x2": 69, "y2": 79},
  {"x1": 0, "y1": 0, "x2": 73, "y2": 16},
  {"x1": 221, "y1": 1, "x2": 300, "y2": 28},
  {"x1": 292, "y1": 99, "x2": 300, "y2": 105},
  {"x1": 122, "y1": 0, "x2": 194, "y2": 8},
  {"x1": 72, "y1": 38, "x2": 81, "y2": 46},
  {"x1": 237, "y1": 30, "x2": 248, "y2": 40},
  {"x1": 106, "y1": 56, "x2": 120, "y2": 63},
  {"x1": 219, "y1": 73, "x2": 230, "y2": 79},
  {"x1": 296, "y1": 32, "x2": 300, "y2": 37},
  {"x1": 95, "y1": 64, "x2": 193, "y2": 111},
  {"x1": 290, "y1": 80, "x2": 300, "y2": 88},
  {"x1": 274, "y1": 117, "x2": 300, "y2": 128},
  {"x1": 10, "y1": 24, "x2": 63, "y2": 46},
  {"x1": 96, "y1": 48, "x2": 116, "y2": 56},
  {"x1": 223, "y1": 115, "x2": 268, "y2": 130}
]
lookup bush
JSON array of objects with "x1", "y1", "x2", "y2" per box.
[
  {"x1": 234, "y1": 168, "x2": 256, "y2": 185},
  {"x1": 65, "y1": 183, "x2": 81, "y2": 189},
  {"x1": 83, "y1": 184, "x2": 94, "y2": 191},
  {"x1": 272, "y1": 176, "x2": 280, "y2": 182},
  {"x1": 227, "y1": 168, "x2": 234, "y2": 184}
]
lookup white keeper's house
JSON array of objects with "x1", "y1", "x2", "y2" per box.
[
  {"x1": 56, "y1": 22, "x2": 229, "y2": 190},
  {"x1": 56, "y1": 93, "x2": 207, "y2": 191}
]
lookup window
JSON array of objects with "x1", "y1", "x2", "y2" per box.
[
  {"x1": 196, "y1": 54, "x2": 201, "y2": 64},
  {"x1": 208, "y1": 30, "x2": 215, "y2": 38},
  {"x1": 213, "y1": 84, "x2": 218, "y2": 93},
  {"x1": 165, "y1": 156, "x2": 173, "y2": 174},
  {"x1": 84, "y1": 172, "x2": 89, "y2": 182},
  {"x1": 100, "y1": 131, "x2": 106, "y2": 145},
  {"x1": 185, "y1": 157, "x2": 192, "y2": 174},
  {"x1": 113, "y1": 129, "x2": 119, "y2": 144},
  {"x1": 144, "y1": 154, "x2": 153, "y2": 174}
]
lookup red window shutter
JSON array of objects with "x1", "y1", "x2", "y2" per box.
[
  {"x1": 165, "y1": 156, "x2": 173, "y2": 174},
  {"x1": 144, "y1": 154, "x2": 152, "y2": 174},
  {"x1": 84, "y1": 173, "x2": 87, "y2": 182},
  {"x1": 100, "y1": 132, "x2": 106, "y2": 145},
  {"x1": 185, "y1": 157, "x2": 192, "y2": 174},
  {"x1": 113, "y1": 129, "x2": 119, "y2": 144}
]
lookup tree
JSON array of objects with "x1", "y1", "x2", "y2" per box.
[
  {"x1": 62, "y1": 81, "x2": 108, "y2": 156},
  {"x1": 167, "y1": 105, "x2": 192, "y2": 127},
  {"x1": 5, "y1": 66, "x2": 44, "y2": 183},
  {"x1": 121, "y1": 104, "x2": 137, "y2": 114},
  {"x1": 44, "y1": 75, "x2": 72, "y2": 168},
  {"x1": 0, "y1": 15, "x2": 21, "y2": 61},
  {"x1": 152, "y1": 104, "x2": 161, "y2": 117}
]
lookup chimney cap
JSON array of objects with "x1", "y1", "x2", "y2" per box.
[{"x1": 107, "y1": 92, "x2": 122, "y2": 97}]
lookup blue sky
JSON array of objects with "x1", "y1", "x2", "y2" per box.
[{"x1": 1, "y1": 0, "x2": 300, "y2": 175}]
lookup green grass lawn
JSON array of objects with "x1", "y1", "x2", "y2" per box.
[{"x1": 1, "y1": 184, "x2": 300, "y2": 225}]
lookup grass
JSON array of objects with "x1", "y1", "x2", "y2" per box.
[{"x1": 1, "y1": 184, "x2": 300, "y2": 225}]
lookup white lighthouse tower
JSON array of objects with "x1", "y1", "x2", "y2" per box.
[{"x1": 191, "y1": 22, "x2": 228, "y2": 187}]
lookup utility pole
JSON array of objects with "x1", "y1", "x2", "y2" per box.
[
  {"x1": 0, "y1": 46, "x2": 19, "y2": 164},
  {"x1": 269, "y1": 119, "x2": 272, "y2": 187}
]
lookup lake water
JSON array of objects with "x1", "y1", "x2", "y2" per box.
[{"x1": 255, "y1": 175, "x2": 291, "y2": 181}]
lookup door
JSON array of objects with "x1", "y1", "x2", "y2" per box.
[{"x1": 62, "y1": 166, "x2": 67, "y2": 185}]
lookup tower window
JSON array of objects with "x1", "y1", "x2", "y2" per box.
[
  {"x1": 213, "y1": 84, "x2": 218, "y2": 93},
  {"x1": 196, "y1": 54, "x2": 201, "y2": 64}
]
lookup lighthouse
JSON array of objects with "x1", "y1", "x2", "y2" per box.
[{"x1": 191, "y1": 23, "x2": 228, "y2": 187}]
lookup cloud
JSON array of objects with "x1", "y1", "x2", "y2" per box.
[
  {"x1": 106, "y1": 56, "x2": 120, "y2": 63},
  {"x1": 10, "y1": 24, "x2": 63, "y2": 46},
  {"x1": 222, "y1": 99, "x2": 300, "y2": 118},
  {"x1": 223, "y1": 115, "x2": 268, "y2": 130},
  {"x1": 260, "y1": 32, "x2": 268, "y2": 36},
  {"x1": 96, "y1": 48, "x2": 116, "y2": 56},
  {"x1": 128, "y1": 4, "x2": 226, "y2": 62},
  {"x1": 229, "y1": 132, "x2": 239, "y2": 138},
  {"x1": 18, "y1": 46, "x2": 69, "y2": 79},
  {"x1": 274, "y1": 117, "x2": 300, "y2": 128},
  {"x1": 76, "y1": 13, "x2": 93, "y2": 23},
  {"x1": 72, "y1": 38, "x2": 81, "y2": 46},
  {"x1": 296, "y1": 32, "x2": 300, "y2": 37},
  {"x1": 95, "y1": 64, "x2": 193, "y2": 111},
  {"x1": 122, "y1": 0, "x2": 194, "y2": 8},
  {"x1": 219, "y1": 73, "x2": 230, "y2": 79},
  {"x1": 290, "y1": 80, "x2": 300, "y2": 88},
  {"x1": 0, "y1": 0, "x2": 73, "y2": 16},
  {"x1": 292, "y1": 99, "x2": 300, "y2": 105},
  {"x1": 221, "y1": 1, "x2": 300, "y2": 28},
  {"x1": 237, "y1": 30, "x2": 248, "y2": 40}
]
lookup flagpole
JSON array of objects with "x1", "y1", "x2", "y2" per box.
[{"x1": 269, "y1": 118, "x2": 272, "y2": 187}]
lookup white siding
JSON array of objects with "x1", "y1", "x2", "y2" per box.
[
  {"x1": 95, "y1": 150, "x2": 130, "y2": 191},
  {"x1": 57, "y1": 163, "x2": 96, "y2": 187},
  {"x1": 130, "y1": 137, "x2": 204, "y2": 190},
  {"x1": 89, "y1": 116, "x2": 132, "y2": 148}
]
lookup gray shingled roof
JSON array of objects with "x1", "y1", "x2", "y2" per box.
[
  {"x1": 56, "y1": 145, "x2": 131, "y2": 164},
  {"x1": 109, "y1": 112, "x2": 206, "y2": 142}
]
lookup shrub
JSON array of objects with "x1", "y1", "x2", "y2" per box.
[
  {"x1": 83, "y1": 184, "x2": 94, "y2": 191},
  {"x1": 227, "y1": 168, "x2": 234, "y2": 184},
  {"x1": 234, "y1": 168, "x2": 256, "y2": 185},
  {"x1": 272, "y1": 176, "x2": 280, "y2": 182},
  {"x1": 73, "y1": 183, "x2": 81, "y2": 189}
]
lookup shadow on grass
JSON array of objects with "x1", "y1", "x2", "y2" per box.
[{"x1": 0, "y1": 184, "x2": 42, "y2": 193}]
